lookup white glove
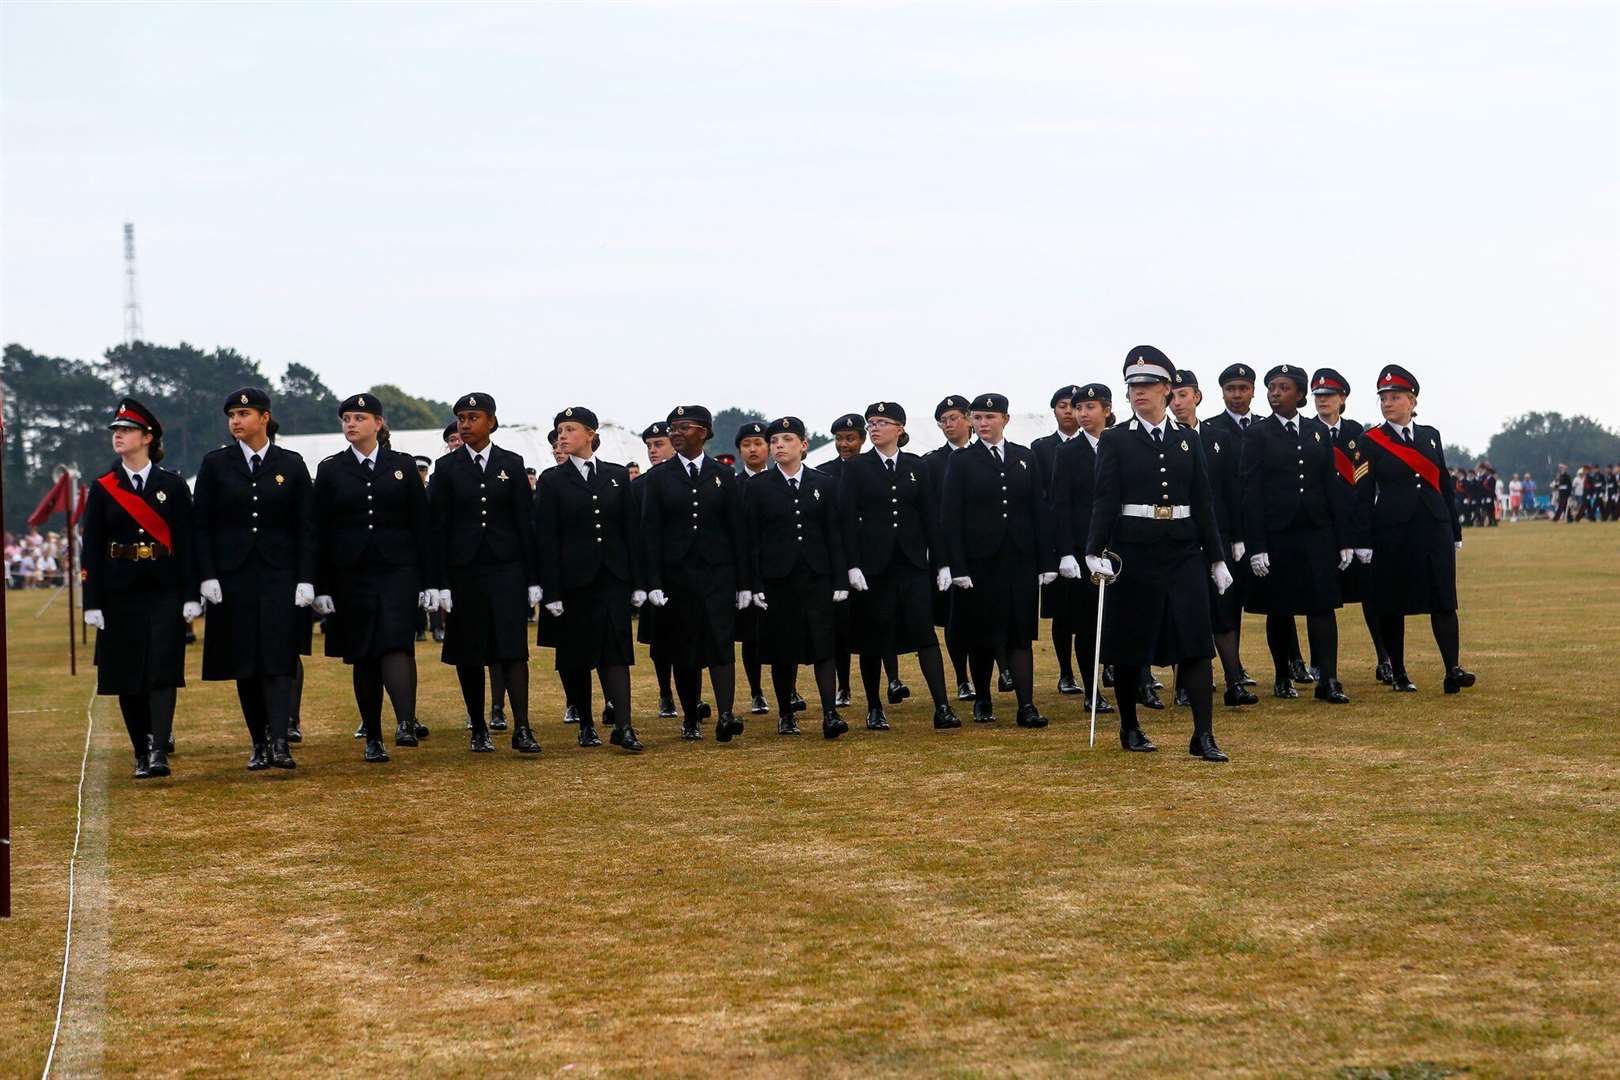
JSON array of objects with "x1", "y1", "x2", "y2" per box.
[
  {"x1": 1355, "y1": 548, "x2": 1373, "y2": 564},
  {"x1": 833, "y1": 589, "x2": 850, "y2": 602},
  {"x1": 1250, "y1": 553, "x2": 1271, "y2": 578},
  {"x1": 1454, "y1": 541, "x2": 1463, "y2": 551},
  {"x1": 631, "y1": 590, "x2": 647, "y2": 608},
  {"x1": 736, "y1": 590, "x2": 752, "y2": 610},
  {"x1": 312, "y1": 595, "x2": 335, "y2": 617},
  {"x1": 648, "y1": 589, "x2": 668, "y2": 607},
  {"x1": 1337, "y1": 548, "x2": 1353, "y2": 572},
  {"x1": 936, "y1": 567, "x2": 952, "y2": 592},
  {"x1": 1037, "y1": 571, "x2": 1058, "y2": 586},
  {"x1": 1210, "y1": 561, "x2": 1233, "y2": 595},
  {"x1": 439, "y1": 589, "x2": 454, "y2": 613},
  {"x1": 545, "y1": 600, "x2": 564, "y2": 617},
  {"x1": 182, "y1": 601, "x2": 202, "y2": 621},
  {"x1": 84, "y1": 609, "x2": 105, "y2": 630},
  {"x1": 294, "y1": 582, "x2": 315, "y2": 608},
  {"x1": 1058, "y1": 555, "x2": 1080, "y2": 579},
  {"x1": 951, "y1": 575, "x2": 974, "y2": 589},
  {"x1": 1084, "y1": 555, "x2": 1113, "y2": 579},
  {"x1": 752, "y1": 591, "x2": 768, "y2": 610},
  {"x1": 528, "y1": 585, "x2": 542, "y2": 607},
  {"x1": 200, "y1": 579, "x2": 223, "y2": 605},
  {"x1": 1231, "y1": 541, "x2": 1246, "y2": 562},
  {"x1": 848, "y1": 568, "x2": 868, "y2": 591}
]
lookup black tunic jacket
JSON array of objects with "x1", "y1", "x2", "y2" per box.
[
  {"x1": 1085, "y1": 416, "x2": 1222, "y2": 560},
  {"x1": 838, "y1": 449, "x2": 939, "y2": 576},
  {"x1": 193, "y1": 442, "x2": 317, "y2": 583},
  {"x1": 639, "y1": 454, "x2": 746, "y2": 592},
  {"x1": 744, "y1": 467, "x2": 847, "y2": 586},
  {"x1": 533, "y1": 457, "x2": 637, "y2": 595},
  {"x1": 1049, "y1": 433, "x2": 1099, "y2": 559},
  {"x1": 1238, "y1": 413, "x2": 1349, "y2": 554},
  {"x1": 314, "y1": 447, "x2": 433, "y2": 592},
  {"x1": 939, "y1": 440, "x2": 1055, "y2": 572},
  {"x1": 428, "y1": 443, "x2": 538, "y2": 586},
  {"x1": 1354, "y1": 421, "x2": 1461, "y2": 541},
  {"x1": 81, "y1": 462, "x2": 199, "y2": 608}
]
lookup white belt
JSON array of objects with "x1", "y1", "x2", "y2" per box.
[{"x1": 1121, "y1": 503, "x2": 1190, "y2": 520}]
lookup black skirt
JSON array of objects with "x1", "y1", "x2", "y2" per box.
[
  {"x1": 932, "y1": 584, "x2": 952, "y2": 629},
  {"x1": 550, "y1": 570, "x2": 635, "y2": 671},
  {"x1": 201, "y1": 551, "x2": 303, "y2": 680},
  {"x1": 854, "y1": 562, "x2": 937, "y2": 656},
  {"x1": 635, "y1": 602, "x2": 657, "y2": 647},
  {"x1": 734, "y1": 602, "x2": 760, "y2": 645},
  {"x1": 1208, "y1": 556, "x2": 1249, "y2": 634},
  {"x1": 1101, "y1": 537, "x2": 1215, "y2": 667},
  {"x1": 96, "y1": 585, "x2": 187, "y2": 695},
  {"x1": 947, "y1": 543, "x2": 1039, "y2": 649},
  {"x1": 1039, "y1": 576, "x2": 1071, "y2": 620},
  {"x1": 440, "y1": 560, "x2": 530, "y2": 665},
  {"x1": 324, "y1": 561, "x2": 422, "y2": 663},
  {"x1": 758, "y1": 562, "x2": 837, "y2": 665},
  {"x1": 651, "y1": 561, "x2": 736, "y2": 669},
  {"x1": 1245, "y1": 522, "x2": 1343, "y2": 615},
  {"x1": 1370, "y1": 514, "x2": 1457, "y2": 615},
  {"x1": 1338, "y1": 557, "x2": 1370, "y2": 605}
]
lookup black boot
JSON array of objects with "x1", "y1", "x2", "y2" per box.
[
  {"x1": 932, "y1": 703, "x2": 962, "y2": 729},
  {"x1": 355, "y1": 719, "x2": 367, "y2": 739},
  {"x1": 834, "y1": 688, "x2": 852, "y2": 708},
  {"x1": 698, "y1": 702, "x2": 713, "y2": 720},
  {"x1": 887, "y1": 679, "x2": 910, "y2": 705},
  {"x1": 469, "y1": 724, "x2": 496, "y2": 752},
  {"x1": 956, "y1": 680, "x2": 976, "y2": 701},
  {"x1": 822, "y1": 709, "x2": 849, "y2": 739},
  {"x1": 577, "y1": 721, "x2": 602, "y2": 748},
  {"x1": 166, "y1": 736, "x2": 176, "y2": 754},
  {"x1": 286, "y1": 717, "x2": 302, "y2": 744},
  {"x1": 715, "y1": 710, "x2": 743, "y2": 743},
  {"x1": 133, "y1": 750, "x2": 152, "y2": 780},
  {"x1": 247, "y1": 741, "x2": 270, "y2": 770},
  {"x1": 610, "y1": 723, "x2": 644, "y2": 752},
  {"x1": 363, "y1": 738, "x2": 390, "y2": 763},
  {"x1": 866, "y1": 707, "x2": 890, "y2": 731},
  {"x1": 1239, "y1": 668, "x2": 1258, "y2": 687},
  {"x1": 270, "y1": 738, "x2": 296, "y2": 769},
  {"x1": 778, "y1": 713, "x2": 801, "y2": 736},
  {"x1": 413, "y1": 720, "x2": 430, "y2": 738},
  {"x1": 1137, "y1": 682, "x2": 1165, "y2": 710},
  {"x1": 1102, "y1": 664, "x2": 1116, "y2": 688},
  {"x1": 1391, "y1": 673, "x2": 1418, "y2": 693},
  {"x1": 145, "y1": 735, "x2": 171, "y2": 778},
  {"x1": 1273, "y1": 677, "x2": 1299, "y2": 699},
  {"x1": 972, "y1": 698, "x2": 995, "y2": 724},
  {"x1": 1174, "y1": 686, "x2": 1192, "y2": 707},
  {"x1": 997, "y1": 670, "x2": 1015, "y2": 694},
  {"x1": 1086, "y1": 690, "x2": 1115, "y2": 714},
  {"x1": 1190, "y1": 731, "x2": 1229, "y2": 762},
  {"x1": 1313, "y1": 678, "x2": 1350, "y2": 704},
  {"x1": 395, "y1": 718, "x2": 419, "y2": 747},
  {"x1": 1119, "y1": 724, "x2": 1157, "y2": 752},
  {"x1": 1014, "y1": 703, "x2": 1048, "y2": 729},
  {"x1": 1443, "y1": 666, "x2": 1477, "y2": 694},
  {"x1": 1223, "y1": 684, "x2": 1258, "y2": 707},
  {"x1": 501, "y1": 723, "x2": 535, "y2": 753}
]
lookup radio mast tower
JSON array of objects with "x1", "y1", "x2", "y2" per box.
[{"x1": 122, "y1": 222, "x2": 144, "y2": 346}]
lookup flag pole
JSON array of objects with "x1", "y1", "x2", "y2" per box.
[
  {"x1": 2, "y1": 395, "x2": 12, "y2": 916},
  {"x1": 62, "y1": 468, "x2": 78, "y2": 676}
]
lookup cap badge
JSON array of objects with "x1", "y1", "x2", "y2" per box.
[
  {"x1": 565, "y1": 407, "x2": 573, "y2": 416},
  {"x1": 466, "y1": 395, "x2": 476, "y2": 406},
  {"x1": 357, "y1": 396, "x2": 366, "y2": 406},
  {"x1": 240, "y1": 393, "x2": 249, "y2": 404},
  {"x1": 877, "y1": 403, "x2": 885, "y2": 413},
  {"x1": 676, "y1": 406, "x2": 685, "y2": 416}
]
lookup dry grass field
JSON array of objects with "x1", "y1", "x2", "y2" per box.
[{"x1": 3, "y1": 520, "x2": 1618, "y2": 1077}]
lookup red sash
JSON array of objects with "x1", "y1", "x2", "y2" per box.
[
  {"x1": 1332, "y1": 446, "x2": 1357, "y2": 487},
  {"x1": 1365, "y1": 426, "x2": 1440, "y2": 494},
  {"x1": 98, "y1": 472, "x2": 173, "y2": 549}
]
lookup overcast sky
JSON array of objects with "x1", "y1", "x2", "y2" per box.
[{"x1": 3, "y1": 2, "x2": 1616, "y2": 453}]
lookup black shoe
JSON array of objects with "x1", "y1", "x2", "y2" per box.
[
  {"x1": 1190, "y1": 731, "x2": 1229, "y2": 762},
  {"x1": 1086, "y1": 691, "x2": 1115, "y2": 714},
  {"x1": 1313, "y1": 678, "x2": 1350, "y2": 704},
  {"x1": 611, "y1": 724, "x2": 644, "y2": 752},
  {"x1": 247, "y1": 742, "x2": 270, "y2": 770},
  {"x1": 465, "y1": 714, "x2": 475, "y2": 730},
  {"x1": 1239, "y1": 668, "x2": 1257, "y2": 687},
  {"x1": 1138, "y1": 685, "x2": 1165, "y2": 710},
  {"x1": 698, "y1": 702, "x2": 713, "y2": 721},
  {"x1": 1151, "y1": 675, "x2": 1165, "y2": 691},
  {"x1": 1391, "y1": 673, "x2": 1418, "y2": 693},
  {"x1": 866, "y1": 707, "x2": 891, "y2": 731},
  {"x1": 1102, "y1": 664, "x2": 1116, "y2": 688},
  {"x1": 789, "y1": 691, "x2": 808, "y2": 714},
  {"x1": 470, "y1": 727, "x2": 496, "y2": 753},
  {"x1": 363, "y1": 738, "x2": 390, "y2": 763},
  {"x1": 270, "y1": 738, "x2": 296, "y2": 769},
  {"x1": 972, "y1": 699, "x2": 995, "y2": 724},
  {"x1": 414, "y1": 721, "x2": 430, "y2": 739},
  {"x1": 997, "y1": 670, "x2": 1015, "y2": 693},
  {"x1": 563, "y1": 705, "x2": 579, "y2": 725},
  {"x1": 602, "y1": 701, "x2": 616, "y2": 727},
  {"x1": 395, "y1": 719, "x2": 419, "y2": 747},
  {"x1": 166, "y1": 736, "x2": 176, "y2": 755},
  {"x1": 1120, "y1": 725, "x2": 1157, "y2": 753},
  {"x1": 778, "y1": 715, "x2": 801, "y2": 736},
  {"x1": 822, "y1": 710, "x2": 849, "y2": 739},
  {"x1": 1174, "y1": 687, "x2": 1192, "y2": 707},
  {"x1": 1443, "y1": 667, "x2": 1477, "y2": 694},
  {"x1": 133, "y1": 751, "x2": 152, "y2": 780},
  {"x1": 1273, "y1": 677, "x2": 1299, "y2": 700},
  {"x1": 749, "y1": 694, "x2": 769, "y2": 715},
  {"x1": 577, "y1": 723, "x2": 602, "y2": 748},
  {"x1": 834, "y1": 689, "x2": 852, "y2": 708},
  {"x1": 415, "y1": 629, "x2": 426, "y2": 642},
  {"x1": 432, "y1": 629, "x2": 445, "y2": 642},
  {"x1": 507, "y1": 724, "x2": 539, "y2": 753},
  {"x1": 956, "y1": 680, "x2": 976, "y2": 701},
  {"x1": 1289, "y1": 658, "x2": 1316, "y2": 684},
  {"x1": 286, "y1": 718, "x2": 302, "y2": 744},
  {"x1": 489, "y1": 708, "x2": 508, "y2": 732},
  {"x1": 1375, "y1": 660, "x2": 1394, "y2": 685},
  {"x1": 1223, "y1": 685, "x2": 1258, "y2": 707},
  {"x1": 932, "y1": 704, "x2": 962, "y2": 729},
  {"x1": 355, "y1": 719, "x2": 368, "y2": 739},
  {"x1": 715, "y1": 710, "x2": 743, "y2": 743},
  {"x1": 1015, "y1": 703, "x2": 1048, "y2": 729},
  {"x1": 658, "y1": 695, "x2": 677, "y2": 718},
  {"x1": 1057, "y1": 676, "x2": 1082, "y2": 695},
  {"x1": 887, "y1": 679, "x2": 911, "y2": 704},
  {"x1": 681, "y1": 719, "x2": 703, "y2": 741}
]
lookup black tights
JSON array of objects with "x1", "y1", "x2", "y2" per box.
[
  {"x1": 117, "y1": 687, "x2": 176, "y2": 759},
  {"x1": 1118, "y1": 659, "x2": 1215, "y2": 735},
  {"x1": 290, "y1": 657, "x2": 304, "y2": 723},
  {"x1": 969, "y1": 646, "x2": 1033, "y2": 707},
  {"x1": 1362, "y1": 604, "x2": 1390, "y2": 665},
  {"x1": 353, "y1": 650, "x2": 417, "y2": 741},
  {"x1": 489, "y1": 663, "x2": 507, "y2": 716},
  {"x1": 1267, "y1": 612, "x2": 1338, "y2": 681},
  {"x1": 1052, "y1": 613, "x2": 1075, "y2": 682},
  {"x1": 1379, "y1": 610, "x2": 1460, "y2": 676},
  {"x1": 674, "y1": 662, "x2": 735, "y2": 721},
  {"x1": 742, "y1": 640, "x2": 763, "y2": 697},
  {"x1": 236, "y1": 674, "x2": 294, "y2": 744},
  {"x1": 560, "y1": 665, "x2": 632, "y2": 727},
  {"x1": 836, "y1": 649, "x2": 852, "y2": 695},
  {"x1": 773, "y1": 659, "x2": 837, "y2": 715},
  {"x1": 1213, "y1": 630, "x2": 1243, "y2": 687},
  {"x1": 654, "y1": 656, "x2": 673, "y2": 700},
  {"x1": 860, "y1": 646, "x2": 948, "y2": 708},
  {"x1": 457, "y1": 659, "x2": 528, "y2": 732},
  {"x1": 946, "y1": 629, "x2": 970, "y2": 686}
]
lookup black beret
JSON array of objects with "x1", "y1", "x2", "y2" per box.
[
  {"x1": 109, "y1": 397, "x2": 161, "y2": 439},
  {"x1": 667, "y1": 404, "x2": 713, "y2": 431},
  {"x1": 1311, "y1": 368, "x2": 1351, "y2": 396},
  {"x1": 554, "y1": 405, "x2": 599, "y2": 430},
  {"x1": 223, "y1": 387, "x2": 271, "y2": 413},
  {"x1": 641, "y1": 421, "x2": 671, "y2": 441},
  {"x1": 830, "y1": 413, "x2": 864, "y2": 434},
  {"x1": 442, "y1": 421, "x2": 459, "y2": 443},
  {"x1": 1122, "y1": 346, "x2": 1174, "y2": 385},
  {"x1": 454, "y1": 392, "x2": 496, "y2": 414},
  {"x1": 1218, "y1": 363, "x2": 1256, "y2": 386},
  {"x1": 413, "y1": 455, "x2": 432, "y2": 468},
  {"x1": 1070, "y1": 382, "x2": 1112, "y2": 404},
  {"x1": 734, "y1": 421, "x2": 768, "y2": 448},
  {"x1": 865, "y1": 401, "x2": 907, "y2": 426},
  {"x1": 971, "y1": 393, "x2": 1009, "y2": 413},
  {"x1": 1176, "y1": 370, "x2": 1200, "y2": 389},
  {"x1": 545, "y1": 428, "x2": 558, "y2": 447},
  {"x1": 338, "y1": 392, "x2": 384, "y2": 418},
  {"x1": 1376, "y1": 364, "x2": 1420, "y2": 395},
  {"x1": 770, "y1": 416, "x2": 808, "y2": 439},
  {"x1": 934, "y1": 395, "x2": 969, "y2": 420},
  {"x1": 1263, "y1": 364, "x2": 1308, "y2": 393},
  {"x1": 1051, "y1": 385, "x2": 1082, "y2": 408},
  {"x1": 525, "y1": 467, "x2": 537, "y2": 475}
]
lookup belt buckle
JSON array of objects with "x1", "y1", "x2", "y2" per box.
[
  {"x1": 1153, "y1": 505, "x2": 1173, "y2": 520},
  {"x1": 135, "y1": 542, "x2": 155, "y2": 560}
]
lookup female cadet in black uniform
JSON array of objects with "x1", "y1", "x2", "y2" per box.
[
  {"x1": 312, "y1": 394, "x2": 434, "y2": 764},
  {"x1": 533, "y1": 406, "x2": 644, "y2": 753},
  {"x1": 640, "y1": 405, "x2": 746, "y2": 742},
  {"x1": 1355, "y1": 365, "x2": 1476, "y2": 694},
  {"x1": 840, "y1": 402, "x2": 961, "y2": 731},
  {"x1": 1051, "y1": 382, "x2": 1117, "y2": 715},
  {"x1": 429, "y1": 392, "x2": 542, "y2": 754},
  {"x1": 745, "y1": 417, "x2": 851, "y2": 738},
  {"x1": 733, "y1": 421, "x2": 773, "y2": 716},
  {"x1": 921, "y1": 395, "x2": 976, "y2": 700},
  {"x1": 1085, "y1": 348, "x2": 1234, "y2": 762},
  {"x1": 81, "y1": 398, "x2": 200, "y2": 779},
  {"x1": 939, "y1": 392, "x2": 1057, "y2": 729},
  {"x1": 194, "y1": 388, "x2": 317, "y2": 770}
]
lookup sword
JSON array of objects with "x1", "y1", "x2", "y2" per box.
[{"x1": 1088, "y1": 550, "x2": 1121, "y2": 748}]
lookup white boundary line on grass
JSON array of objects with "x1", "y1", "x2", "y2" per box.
[{"x1": 40, "y1": 683, "x2": 97, "y2": 1080}]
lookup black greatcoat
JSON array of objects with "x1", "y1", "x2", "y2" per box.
[
  {"x1": 533, "y1": 457, "x2": 638, "y2": 671},
  {"x1": 194, "y1": 442, "x2": 318, "y2": 680},
  {"x1": 1196, "y1": 421, "x2": 1246, "y2": 633},
  {"x1": 1085, "y1": 417, "x2": 1223, "y2": 667},
  {"x1": 940, "y1": 440, "x2": 1055, "y2": 649},
  {"x1": 428, "y1": 442, "x2": 537, "y2": 665},
  {"x1": 1239, "y1": 413, "x2": 1349, "y2": 616},
  {"x1": 745, "y1": 466, "x2": 847, "y2": 664},
  {"x1": 314, "y1": 447, "x2": 433, "y2": 662},
  {"x1": 1355, "y1": 421, "x2": 1461, "y2": 614},
  {"x1": 640, "y1": 454, "x2": 746, "y2": 668},
  {"x1": 839, "y1": 449, "x2": 940, "y2": 656},
  {"x1": 81, "y1": 462, "x2": 198, "y2": 695},
  {"x1": 1049, "y1": 433, "x2": 1102, "y2": 643},
  {"x1": 920, "y1": 442, "x2": 967, "y2": 628},
  {"x1": 1031, "y1": 431, "x2": 1076, "y2": 618}
]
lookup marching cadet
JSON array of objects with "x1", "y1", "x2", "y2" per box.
[
  {"x1": 1086, "y1": 348, "x2": 1234, "y2": 762},
  {"x1": 194, "y1": 388, "x2": 318, "y2": 770},
  {"x1": 734, "y1": 421, "x2": 773, "y2": 716},
  {"x1": 939, "y1": 393, "x2": 1057, "y2": 728},
  {"x1": 640, "y1": 405, "x2": 747, "y2": 742},
  {"x1": 1032, "y1": 386, "x2": 1086, "y2": 696},
  {"x1": 841, "y1": 402, "x2": 962, "y2": 730},
  {"x1": 922, "y1": 395, "x2": 977, "y2": 700},
  {"x1": 311, "y1": 394, "x2": 433, "y2": 764},
  {"x1": 1167, "y1": 372, "x2": 1256, "y2": 706},
  {"x1": 817, "y1": 412, "x2": 866, "y2": 707},
  {"x1": 433, "y1": 419, "x2": 509, "y2": 733},
  {"x1": 1241, "y1": 364, "x2": 1354, "y2": 703},
  {"x1": 1355, "y1": 365, "x2": 1476, "y2": 694},
  {"x1": 1051, "y1": 383, "x2": 1117, "y2": 714},
  {"x1": 533, "y1": 406, "x2": 644, "y2": 752},
  {"x1": 429, "y1": 392, "x2": 542, "y2": 754},
  {"x1": 634, "y1": 421, "x2": 683, "y2": 721},
  {"x1": 745, "y1": 417, "x2": 851, "y2": 737},
  {"x1": 81, "y1": 398, "x2": 200, "y2": 779},
  {"x1": 1311, "y1": 368, "x2": 1394, "y2": 685},
  {"x1": 414, "y1": 454, "x2": 436, "y2": 644},
  {"x1": 443, "y1": 420, "x2": 462, "y2": 452}
]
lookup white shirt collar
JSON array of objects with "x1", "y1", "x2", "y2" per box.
[
  {"x1": 744, "y1": 465, "x2": 765, "y2": 478},
  {"x1": 1225, "y1": 408, "x2": 1251, "y2": 426},
  {"x1": 678, "y1": 451, "x2": 706, "y2": 473},
  {"x1": 465, "y1": 443, "x2": 491, "y2": 468},
  {"x1": 1055, "y1": 428, "x2": 1078, "y2": 442},
  {"x1": 238, "y1": 438, "x2": 270, "y2": 465},
  {"x1": 1082, "y1": 430, "x2": 1101, "y2": 450},
  {"x1": 875, "y1": 446, "x2": 900, "y2": 465},
  {"x1": 1134, "y1": 413, "x2": 1169, "y2": 436},
  {"x1": 351, "y1": 444, "x2": 379, "y2": 467},
  {"x1": 569, "y1": 453, "x2": 595, "y2": 479},
  {"x1": 779, "y1": 463, "x2": 805, "y2": 483},
  {"x1": 981, "y1": 437, "x2": 1006, "y2": 452},
  {"x1": 123, "y1": 461, "x2": 153, "y2": 486}
]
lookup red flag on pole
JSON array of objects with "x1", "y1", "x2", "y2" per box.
[{"x1": 26, "y1": 471, "x2": 72, "y2": 526}]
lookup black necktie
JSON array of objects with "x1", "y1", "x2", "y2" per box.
[
  {"x1": 474, "y1": 453, "x2": 484, "y2": 471},
  {"x1": 1330, "y1": 427, "x2": 1338, "y2": 441},
  {"x1": 365, "y1": 458, "x2": 374, "y2": 471},
  {"x1": 250, "y1": 453, "x2": 261, "y2": 475},
  {"x1": 886, "y1": 458, "x2": 895, "y2": 475},
  {"x1": 1240, "y1": 416, "x2": 1250, "y2": 431},
  {"x1": 586, "y1": 460, "x2": 596, "y2": 482},
  {"x1": 1285, "y1": 420, "x2": 1296, "y2": 437},
  {"x1": 133, "y1": 473, "x2": 144, "y2": 493},
  {"x1": 991, "y1": 445, "x2": 1002, "y2": 464},
  {"x1": 789, "y1": 477, "x2": 799, "y2": 491},
  {"x1": 1402, "y1": 427, "x2": 1414, "y2": 446},
  {"x1": 689, "y1": 462, "x2": 699, "y2": 481},
  {"x1": 1151, "y1": 428, "x2": 1163, "y2": 446}
]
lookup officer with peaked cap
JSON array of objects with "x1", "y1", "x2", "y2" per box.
[
  {"x1": 1051, "y1": 382, "x2": 1117, "y2": 715},
  {"x1": 81, "y1": 397, "x2": 200, "y2": 779},
  {"x1": 1355, "y1": 364, "x2": 1476, "y2": 694},
  {"x1": 1032, "y1": 385, "x2": 1087, "y2": 696},
  {"x1": 1085, "y1": 348, "x2": 1233, "y2": 761},
  {"x1": 922, "y1": 394, "x2": 978, "y2": 699}
]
